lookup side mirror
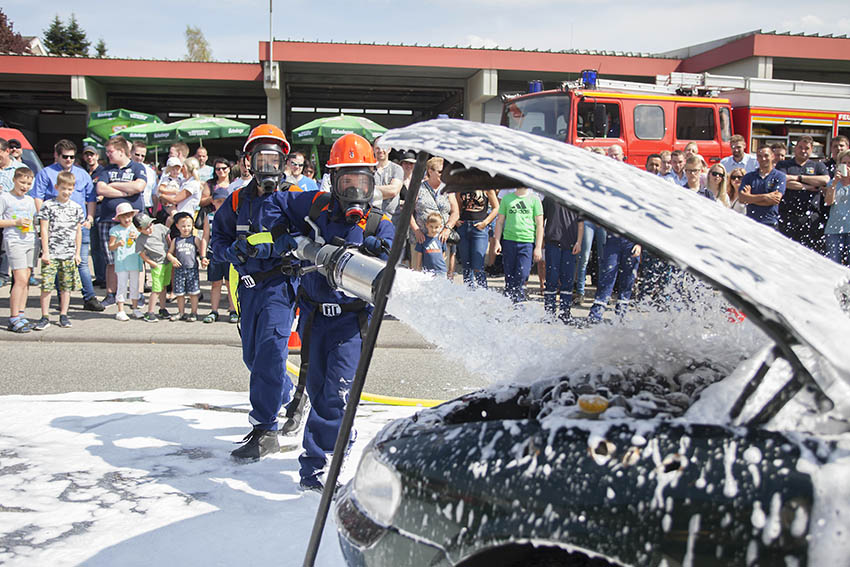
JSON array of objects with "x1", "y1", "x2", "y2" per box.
[{"x1": 593, "y1": 105, "x2": 609, "y2": 138}]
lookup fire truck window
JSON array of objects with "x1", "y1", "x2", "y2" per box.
[
  {"x1": 577, "y1": 102, "x2": 621, "y2": 138},
  {"x1": 503, "y1": 95, "x2": 570, "y2": 140},
  {"x1": 719, "y1": 108, "x2": 732, "y2": 142},
  {"x1": 634, "y1": 105, "x2": 665, "y2": 140},
  {"x1": 676, "y1": 107, "x2": 715, "y2": 140}
]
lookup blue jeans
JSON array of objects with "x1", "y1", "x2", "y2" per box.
[
  {"x1": 544, "y1": 243, "x2": 578, "y2": 321},
  {"x1": 588, "y1": 235, "x2": 641, "y2": 321},
  {"x1": 77, "y1": 227, "x2": 95, "y2": 300},
  {"x1": 575, "y1": 221, "x2": 607, "y2": 295},
  {"x1": 826, "y1": 233, "x2": 850, "y2": 266},
  {"x1": 502, "y1": 239, "x2": 533, "y2": 303},
  {"x1": 457, "y1": 222, "x2": 488, "y2": 287}
]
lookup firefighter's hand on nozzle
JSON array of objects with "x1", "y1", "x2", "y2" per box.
[
  {"x1": 224, "y1": 240, "x2": 249, "y2": 266},
  {"x1": 273, "y1": 232, "x2": 298, "y2": 257},
  {"x1": 249, "y1": 242, "x2": 273, "y2": 260},
  {"x1": 361, "y1": 235, "x2": 390, "y2": 257}
]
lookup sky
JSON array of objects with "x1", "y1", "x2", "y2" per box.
[{"x1": 4, "y1": 1, "x2": 849, "y2": 63}]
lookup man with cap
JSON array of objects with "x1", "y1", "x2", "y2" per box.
[
  {"x1": 261, "y1": 133, "x2": 395, "y2": 492},
  {"x1": 81, "y1": 145, "x2": 107, "y2": 287},
  {"x1": 31, "y1": 139, "x2": 104, "y2": 311},
  {"x1": 210, "y1": 124, "x2": 301, "y2": 461},
  {"x1": 7, "y1": 139, "x2": 23, "y2": 166}
]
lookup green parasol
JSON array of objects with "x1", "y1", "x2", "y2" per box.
[
  {"x1": 119, "y1": 116, "x2": 250, "y2": 147},
  {"x1": 171, "y1": 116, "x2": 251, "y2": 145},
  {"x1": 291, "y1": 114, "x2": 387, "y2": 145},
  {"x1": 86, "y1": 109, "x2": 163, "y2": 145}
]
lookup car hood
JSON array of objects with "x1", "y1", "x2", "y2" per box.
[{"x1": 380, "y1": 119, "x2": 850, "y2": 387}]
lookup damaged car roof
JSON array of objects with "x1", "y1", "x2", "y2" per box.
[{"x1": 380, "y1": 119, "x2": 850, "y2": 385}]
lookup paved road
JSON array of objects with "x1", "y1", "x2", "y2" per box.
[
  {"x1": 1, "y1": 271, "x2": 595, "y2": 400},
  {"x1": 0, "y1": 277, "x2": 495, "y2": 400}
]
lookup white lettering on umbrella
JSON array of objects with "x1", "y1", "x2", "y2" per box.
[
  {"x1": 187, "y1": 129, "x2": 211, "y2": 136},
  {"x1": 129, "y1": 113, "x2": 149, "y2": 120},
  {"x1": 330, "y1": 129, "x2": 353, "y2": 135},
  {"x1": 227, "y1": 128, "x2": 244, "y2": 134}
]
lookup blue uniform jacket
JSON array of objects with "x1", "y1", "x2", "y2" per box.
[
  {"x1": 210, "y1": 179, "x2": 301, "y2": 277},
  {"x1": 261, "y1": 191, "x2": 395, "y2": 305}
]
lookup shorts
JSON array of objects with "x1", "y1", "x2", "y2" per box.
[
  {"x1": 172, "y1": 266, "x2": 200, "y2": 295},
  {"x1": 207, "y1": 260, "x2": 229, "y2": 282},
  {"x1": 3, "y1": 240, "x2": 35, "y2": 271},
  {"x1": 150, "y1": 263, "x2": 173, "y2": 293},
  {"x1": 98, "y1": 221, "x2": 115, "y2": 264},
  {"x1": 40, "y1": 258, "x2": 81, "y2": 292}
]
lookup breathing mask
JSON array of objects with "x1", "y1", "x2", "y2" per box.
[
  {"x1": 249, "y1": 144, "x2": 286, "y2": 194},
  {"x1": 332, "y1": 167, "x2": 375, "y2": 224}
]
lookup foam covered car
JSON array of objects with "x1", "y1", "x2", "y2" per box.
[{"x1": 335, "y1": 120, "x2": 850, "y2": 566}]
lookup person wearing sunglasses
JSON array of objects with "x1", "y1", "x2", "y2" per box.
[
  {"x1": 30, "y1": 139, "x2": 104, "y2": 312},
  {"x1": 682, "y1": 156, "x2": 716, "y2": 201},
  {"x1": 284, "y1": 151, "x2": 318, "y2": 191},
  {"x1": 727, "y1": 167, "x2": 747, "y2": 214},
  {"x1": 705, "y1": 164, "x2": 731, "y2": 207}
]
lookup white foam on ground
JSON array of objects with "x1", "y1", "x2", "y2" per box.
[{"x1": 0, "y1": 389, "x2": 416, "y2": 566}]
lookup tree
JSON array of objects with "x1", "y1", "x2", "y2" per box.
[
  {"x1": 64, "y1": 14, "x2": 90, "y2": 56},
  {"x1": 0, "y1": 9, "x2": 30, "y2": 54},
  {"x1": 42, "y1": 15, "x2": 67, "y2": 55},
  {"x1": 95, "y1": 38, "x2": 107, "y2": 58},
  {"x1": 184, "y1": 25, "x2": 212, "y2": 62},
  {"x1": 42, "y1": 13, "x2": 90, "y2": 56}
]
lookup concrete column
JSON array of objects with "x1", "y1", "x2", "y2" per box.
[
  {"x1": 70, "y1": 76, "x2": 106, "y2": 112},
  {"x1": 709, "y1": 56, "x2": 773, "y2": 79},
  {"x1": 464, "y1": 69, "x2": 498, "y2": 123},
  {"x1": 264, "y1": 61, "x2": 286, "y2": 130}
]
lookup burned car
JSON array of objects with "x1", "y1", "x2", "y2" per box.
[{"x1": 334, "y1": 120, "x2": 850, "y2": 566}]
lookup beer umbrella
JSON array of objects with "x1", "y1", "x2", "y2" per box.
[
  {"x1": 120, "y1": 116, "x2": 250, "y2": 147},
  {"x1": 86, "y1": 109, "x2": 163, "y2": 144},
  {"x1": 291, "y1": 114, "x2": 387, "y2": 145}
]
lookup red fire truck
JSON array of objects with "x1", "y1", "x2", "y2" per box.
[{"x1": 502, "y1": 71, "x2": 850, "y2": 168}]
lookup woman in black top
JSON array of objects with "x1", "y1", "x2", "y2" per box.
[{"x1": 455, "y1": 189, "x2": 499, "y2": 287}]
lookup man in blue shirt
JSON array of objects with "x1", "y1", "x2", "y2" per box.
[
  {"x1": 95, "y1": 136, "x2": 146, "y2": 306},
  {"x1": 776, "y1": 136, "x2": 830, "y2": 249},
  {"x1": 284, "y1": 152, "x2": 319, "y2": 191},
  {"x1": 739, "y1": 146, "x2": 785, "y2": 227},
  {"x1": 31, "y1": 140, "x2": 103, "y2": 311}
]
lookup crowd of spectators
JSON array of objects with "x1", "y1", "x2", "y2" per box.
[{"x1": 2, "y1": 130, "x2": 850, "y2": 331}]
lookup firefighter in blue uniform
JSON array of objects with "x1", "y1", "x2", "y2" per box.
[
  {"x1": 210, "y1": 124, "x2": 300, "y2": 461},
  {"x1": 261, "y1": 133, "x2": 394, "y2": 491}
]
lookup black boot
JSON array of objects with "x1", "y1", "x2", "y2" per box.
[{"x1": 230, "y1": 427, "x2": 280, "y2": 461}]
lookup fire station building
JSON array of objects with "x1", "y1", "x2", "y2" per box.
[{"x1": 1, "y1": 29, "x2": 850, "y2": 162}]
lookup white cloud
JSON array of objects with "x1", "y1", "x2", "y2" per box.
[{"x1": 466, "y1": 34, "x2": 500, "y2": 49}]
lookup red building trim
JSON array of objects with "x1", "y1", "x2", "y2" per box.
[
  {"x1": 0, "y1": 55, "x2": 262, "y2": 81},
  {"x1": 261, "y1": 41, "x2": 682, "y2": 76},
  {"x1": 678, "y1": 33, "x2": 850, "y2": 72}
]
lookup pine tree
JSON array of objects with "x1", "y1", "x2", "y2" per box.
[
  {"x1": 95, "y1": 38, "x2": 107, "y2": 58},
  {"x1": 184, "y1": 25, "x2": 212, "y2": 62},
  {"x1": 42, "y1": 15, "x2": 67, "y2": 55},
  {"x1": 64, "y1": 14, "x2": 90, "y2": 56}
]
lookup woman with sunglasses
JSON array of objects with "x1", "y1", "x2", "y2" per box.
[
  {"x1": 706, "y1": 164, "x2": 731, "y2": 207},
  {"x1": 727, "y1": 167, "x2": 747, "y2": 214},
  {"x1": 199, "y1": 158, "x2": 232, "y2": 208}
]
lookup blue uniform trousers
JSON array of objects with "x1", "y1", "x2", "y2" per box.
[
  {"x1": 544, "y1": 243, "x2": 578, "y2": 322},
  {"x1": 238, "y1": 276, "x2": 297, "y2": 430},
  {"x1": 502, "y1": 239, "x2": 533, "y2": 303},
  {"x1": 298, "y1": 307, "x2": 364, "y2": 481},
  {"x1": 588, "y1": 235, "x2": 640, "y2": 321}
]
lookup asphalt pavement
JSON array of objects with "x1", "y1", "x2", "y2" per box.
[{"x1": 0, "y1": 269, "x2": 594, "y2": 400}]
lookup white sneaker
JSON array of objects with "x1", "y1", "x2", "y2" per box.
[
  {"x1": 132, "y1": 309, "x2": 144, "y2": 319},
  {"x1": 115, "y1": 311, "x2": 130, "y2": 321}
]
